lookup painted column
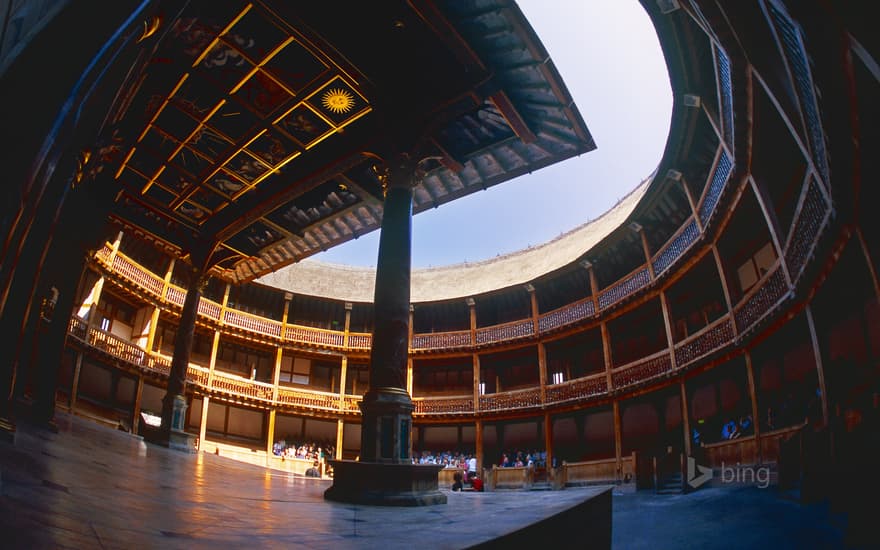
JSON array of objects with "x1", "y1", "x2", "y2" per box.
[
  {"x1": 359, "y1": 154, "x2": 419, "y2": 463},
  {"x1": 160, "y1": 265, "x2": 205, "y2": 444},
  {"x1": 475, "y1": 420, "x2": 484, "y2": 474},
  {"x1": 336, "y1": 418, "x2": 344, "y2": 460},
  {"x1": 472, "y1": 353, "x2": 481, "y2": 412},
  {"x1": 544, "y1": 412, "x2": 553, "y2": 473},
  {"x1": 613, "y1": 400, "x2": 623, "y2": 481},
  {"x1": 131, "y1": 375, "x2": 144, "y2": 434},
  {"x1": 680, "y1": 379, "x2": 692, "y2": 458},
  {"x1": 198, "y1": 329, "x2": 221, "y2": 451}
]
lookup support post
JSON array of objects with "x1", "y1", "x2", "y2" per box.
[{"x1": 613, "y1": 400, "x2": 623, "y2": 482}]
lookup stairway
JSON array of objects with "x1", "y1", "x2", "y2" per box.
[{"x1": 655, "y1": 471, "x2": 684, "y2": 495}]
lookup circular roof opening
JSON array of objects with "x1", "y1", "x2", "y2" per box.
[{"x1": 303, "y1": 0, "x2": 671, "y2": 269}]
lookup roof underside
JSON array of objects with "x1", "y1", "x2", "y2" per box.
[{"x1": 106, "y1": 0, "x2": 594, "y2": 283}]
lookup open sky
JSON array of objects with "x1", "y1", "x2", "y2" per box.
[{"x1": 310, "y1": 0, "x2": 672, "y2": 268}]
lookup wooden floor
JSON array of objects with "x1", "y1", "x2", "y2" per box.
[{"x1": 0, "y1": 413, "x2": 610, "y2": 549}]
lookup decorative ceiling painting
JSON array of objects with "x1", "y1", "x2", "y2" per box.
[{"x1": 104, "y1": 0, "x2": 594, "y2": 282}]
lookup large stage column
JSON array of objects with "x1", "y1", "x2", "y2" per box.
[
  {"x1": 325, "y1": 153, "x2": 445, "y2": 506},
  {"x1": 156, "y1": 266, "x2": 204, "y2": 451}
]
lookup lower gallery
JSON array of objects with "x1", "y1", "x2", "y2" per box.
[{"x1": 0, "y1": 0, "x2": 878, "y2": 548}]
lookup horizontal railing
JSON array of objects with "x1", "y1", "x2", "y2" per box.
[
  {"x1": 538, "y1": 296, "x2": 595, "y2": 333},
  {"x1": 413, "y1": 395, "x2": 474, "y2": 415},
  {"x1": 611, "y1": 349, "x2": 672, "y2": 390},
  {"x1": 597, "y1": 266, "x2": 651, "y2": 310},
  {"x1": 478, "y1": 386, "x2": 542, "y2": 412},
  {"x1": 545, "y1": 372, "x2": 607, "y2": 404},
  {"x1": 411, "y1": 330, "x2": 473, "y2": 351},
  {"x1": 651, "y1": 217, "x2": 700, "y2": 277},
  {"x1": 733, "y1": 259, "x2": 790, "y2": 334},
  {"x1": 673, "y1": 314, "x2": 735, "y2": 369},
  {"x1": 475, "y1": 318, "x2": 534, "y2": 345}
]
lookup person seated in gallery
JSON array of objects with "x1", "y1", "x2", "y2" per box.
[
  {"x1": 470, "y1": 474, "x2": 484, "y2": 492},
  {"x1": 721, "y1": 418, "x2": 740, "y2": 440},
  {"x1": 305, "y1": 461, "x2": 321, "y2": 478},
  {"x1": 452, "y1": 470, "x2": 464, "y2": 492},
  {"x1": 738, "y1": 414, "x2": 754, "y2": 436}
]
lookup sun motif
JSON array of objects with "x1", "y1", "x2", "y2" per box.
[{"x1": 321, "y1": 88, "x2": 355, "y2": 114}]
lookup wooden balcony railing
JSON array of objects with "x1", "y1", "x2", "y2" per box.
[
  {"x1": 673, "y1": 315, "x2": 735, "y2": 369},
  {"x1": 413, "y1": 395, "x2": 474, "y2": 415},
  {"x1": 733, "y1": 260, "x2": 790, "y2": 334},
  {"x1": 347, "y1": 333, "x2": 372, "y2": 351},
  {"x1": 651, "y1": 217, "x2": 700, "y2": 277},
  {"x1": 474, "y1": 318, "x2": 535, "y2": 346},
  {"x1": 478, "y1": 386, "x2": 542, "y2": 412},
  {"x1": 212, "y1": 371, "x2": 275, "y2": 401},
  {"x1": 224, "y1": 309, "x2": 282, "y2": 338},
  {"x1": 597, "y1": 266, "x2": 650, "y2": 310},
  {"x1": 284, "y1": 324, "x2": 344, "y2": 348},
  {"x1": 783, "y1": 174, "x2": 832, "y2": 286},
  {"x1": 276, "y1": 386, "x2": 339, "y2": 411},
  {"x1": 698, "y1": 147, "x2": 733, "y2": 227},
  {"x1": 545, "y1": 372, "x2": 607, "y2": 405},
  {"x1": 538, "y1": 296, "x2": 595, "y2": 334},
  {"x1": 411, "y1": 330, "x2": 472, "y2": 351},
  {"x1": 611, "y1": 349, "x2": 672, "y2": 390}
]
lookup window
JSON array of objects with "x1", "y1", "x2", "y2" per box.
[
  {"x1": 552, "y1": 372, "x2": 564, "y2": 385},
  {"x1": 100, "y1": 317, "x2": 110, "y2": 331}
]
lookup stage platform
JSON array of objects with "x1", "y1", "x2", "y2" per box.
[{"x1": 0, "y1": 413, "x2": 611, "y2": 549}]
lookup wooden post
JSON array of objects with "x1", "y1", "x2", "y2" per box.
[
  {"x1": 613, "y1": 400, "x2": 623, "y2": 481},
  {"x1": 160, "y1": 258, "x2": 175, "y2": 303},
  {"x1": 749, "y1": 176, "x2": 792, "y2": 287},
  {"x1": 266, "y1": 410, "x2": 277, "y2": 465},
  {"x1": 338, "y1": 355, "x2": 348, "y2": 411},
  {"x1": 743, "y1": 351, "x2": 762, "y2": 463},
  {"x1": 343, "y1": 301, "x2": 352, "y2": 347},
  {"x1": 544, "y1": 412, "x2": 553, "y2": 474},
  {"x1": 601, "y1": 321, "x2": 613, "y2": 391},
  {"x1": 632, "y1": 223, "x2": 655, "y2": 279},
  {"x1": 537, "y1": 342, "x2": 547, "y2": 404},
  {"x1": 660, "y1": 291, "x2": 677, "y2": 370},
  {"x1": 804, "y1": 305, "x2": 829, "y2": 426},
  {"x1": 198, "y1": 397, "x2": 210, "y2": 451},
  {"x1": 680, "y1": 380, "x2": 691, "y2": 458},
  {"x1": 336, "y1": 418, "x2": 344, "y2": 460},
  {"x1": 855, "y1": 226, "x2": 880, "y2": 301},
  {"x1": 475, "y1": 420, "x2": 484, "y2": 473},
  {"x1": 144, "y1": 306, "x2": 160, "y2": 353},
  {"x1": 472, "y1": 353, "x2": 481, "y2": 412},
  {"x1": 131, "y1": 375, "x2": 144, "y2": 434},
  {"x1": 467, "y1": 297, "x2": 476, "y2": 345},
  {"x1": 674, "y1": 171, "x2": 703, "y2": 233},
  {"x1": 198, "y1": 330, "x2": 221, "y2": 452},
  {"x1": 69, "y1": 352, "x2": 83, "y2": 411}
]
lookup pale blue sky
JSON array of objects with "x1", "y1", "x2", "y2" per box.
[{"x1": 312, "y1": 0, "x2": 671, "y2": 268}]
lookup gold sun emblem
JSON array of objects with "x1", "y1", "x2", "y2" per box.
[{"x1": 321, "y1": 88, "x2": 355, "y2": 114}]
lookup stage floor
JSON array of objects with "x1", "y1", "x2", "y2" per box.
[{"x1": 0, "y1": 413, "x2": 609, "y2": 549}]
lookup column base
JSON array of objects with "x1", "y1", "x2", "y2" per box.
[
  {"x1": 324, "y1": 460, "x2": 447, "y2": 506},
  {"x1": 168, "y1": 429, "x2": 198, "y2": 453},
  {"x1": 0, "y1": 417, "x2": 15, "y2": 443}
]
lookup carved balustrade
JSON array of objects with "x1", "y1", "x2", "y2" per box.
[
  {"x1": 651, "y1": 218, "x2": 700, "y2": 277},
  {"x1": 478, "y1": 387, "x2": 542, "y2": 412},
  {"x1": 597, "y1": 266, "x2": 650, "y2": 310},
  {"x1": 545, "y1": 373, "x2": 607, "y2": 405},
  {"x1": 412, "y1": 330, "x2": 472, "y2": 351},
  {"x1": 276, "y1": 386, "x2": 340, "y2": 411},
  {"x1": 673, "y1": 315, "x2": 735, "y2": 369},
  {"x1": 733, "y1": 261, "x2": 790, "y2": 334},
  {"x1": 783, "y1": 175, "x2": 832, "y2": 285},
  {"x1": 475, "y1": 318, "x2": 534, "y2": 345},
  {"x1": 284, "y1": 324, "x2": 344, "y2": 348},
  {"x1": 611, "y1": 350, "x2": 672, "y2": 390},
  {"x1": 413, "y1": 395, "x2": 474, "y2": 415},
  {"x1": 698, "y1": 148, "x2": 733, "y2": 226},
  {"x1": 538, "y1": 296, "x2": 595, "y2": 333},
  {"x1": 224, "y1": 309, "x2": 282, "y2": 338}
]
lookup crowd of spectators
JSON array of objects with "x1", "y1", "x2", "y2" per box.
[
  {"x1": 272, "y1": 437, "x2": 335, "y2": 463},
  {"x1": 497, "y1": 448, "x2": 550, "y2": 469}
]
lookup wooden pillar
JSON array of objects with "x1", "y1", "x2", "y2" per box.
[
  {"x1": 537, "y1": 342, "x2": 548, "y2": 404},
  {"x1": 406, "y1": 305, "x2": 414, "y2": 395},
  {"x1": 472, "y1": 353, "x2": 481, "y2": 412},
  {"x1": 160, "y1": 258, "x2": 175, "y2": 303},
  {"x1": 583, "y1": 260, "x2": 600, "y2": 311},
  {"x1": 613, "y1": 400, "x2": 623, "y2": 481},
  {"x1": 475, "y1": 420, "x2": 484, "y2": 473},
  {"x1": 855, "y1": 226, "x2": 880, "y2": 301},
  {"x1": 343, "y1": 301, "x2": 352, "y2": 347},
  {"x1": 131, "y1": 375, "x2": 144, "y2": 434},
  {"x1": 743, "y1": 351, "x2": 762, "y2": 463},
  {"x1": 266, "y1": 410, "x2": 277, "y2": 464},
  {"x1": 467, "y1": 297, "x2": 476, "y2": 345},
  {"x1": 804, "y1": 305, "x2": 829, "y2": 426},
  {"x1": 199, "y1": 330, "x2": 221, "y2": 452},
  {"x1": 544, "y1": 412, "x2": 553, "y2": 472},
  {"x1": 670, "y1": 170, "x2": 703, "y2": 233},
  {"x1": 335, "y1": 418, "x2": 344, "y2": 460},
  {"x1": 749, "y1": 176, "x2": 793, "y2": 287},
  {"x1": 601, "y1": 322, "x2": 613, "y2": 390},
  {"x1": 267, "y1": 343, "x2": 284, "y2": 461},
  {"x1": 526, "y1": 283, "x2": 539, "y2": 334},
  {"x1": 680, "y1": 380, "x2": 692, "y2": 457},
  {"x1": 338, "y1": 355, "x2": 348, "y2": 410},
  {"x1": 144, "y1": 307, "x2": 160, "y2": 353},
  {"x1": 160, "y1": 265, "x2": 205, "y2": 440},
  {"x1": 711, "y1": 245, "x2": 735, "y2": 315},
  {"x1": 632, "y1": 222, "x2": 654, "y2": 279},
  {"x1": 69, "y1": 352, "x2": 84, "y2": 411},
  {"x1": 358, "y1": 155, "x2": 418, "y2": 464},
  {"x1": 660, "y1": 292, "x2": 677, "y2": 369}
]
